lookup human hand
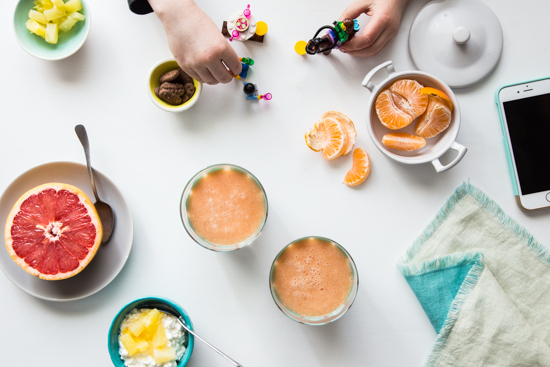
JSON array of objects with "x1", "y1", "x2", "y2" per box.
[
  {"x1": 149, "y1": 0, "x2": 242, "y2": 84},
  {"x1": 338, "y1": 0, "x2": 409, "y2": 57}
]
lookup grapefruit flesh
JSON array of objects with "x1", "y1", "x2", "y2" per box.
[
  {"x1": 375, "y1": 79, "x2": 428, "y2": 130},
  {"x1": 5, "y1": 183, "x2": 103, "y2": 280}
]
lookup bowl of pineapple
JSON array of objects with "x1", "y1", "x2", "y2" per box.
[
  {"x1": 108, "y1": 297, "x2": 195, "y2": 367},
  {"x1": 13, "y1": 0, "x2": 90, "y2": 60}
]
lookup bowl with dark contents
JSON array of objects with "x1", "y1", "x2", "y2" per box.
[{"x1": 148, "y1": 59, "x2": 202, "y2": 112}]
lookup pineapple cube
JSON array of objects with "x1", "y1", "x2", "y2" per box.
[
  {"x1": 51, "y1": 0, "x2": 65, "y2": 11},
  {"x1": 135, "y1": 339, "x2": 149, "y2": 353},
  {"x1": 29, "y1": 9, "x2": 47, "y2": 25},
  {"x1": 144, "y1": 309, "x2": 162, "y2": 332},
  {"x1": 45, "y1": 22, "x2": 58, "y2": 44},
  {"x1": 152, "y1": 323, "x2": 168, "y2": 348},
  {"x1": 68, "y1": 11, "x2": 85, "y2": 21},
  {"x1": 44, "y1": 6, "x2": 66, "y2": 21},
  {"x1": 26, "y1": 19, "x2": 46, "y2": 38},
  {"x1": 147, "y1": 341, "x2": 155, "y2": 357},
  {"x1": 64, "y1": 0, "x2": 82, "y2": 13},
  {"x1": 59, "y1": 16, "x2": 77, "y2": 32},
  {"x1": 128, "y1": 316, "x2": 147, "y2": 337},
  {"x1": 154, "y1": 347, "x2": 176, "y2": 364},
  {"x1": 39, "y1": 0, "x2": 54, "y2": 10},
  {"x1": 120, "y1": 333, "x2": 139, "y2": 357}
]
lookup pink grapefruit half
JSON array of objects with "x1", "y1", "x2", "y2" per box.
[{"x1": 5, "y1": 183, "x2": 103, "y2": 280}]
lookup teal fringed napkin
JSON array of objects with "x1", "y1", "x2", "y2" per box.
[{"x1": 397, "y1": 183, "x2": 550, "y2": 366}]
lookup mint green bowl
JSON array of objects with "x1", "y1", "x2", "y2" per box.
[{"x1": 13, "y1": 0, "x2": 90, "y2": 60}]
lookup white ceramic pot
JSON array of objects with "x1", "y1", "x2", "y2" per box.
[{"x1": 362, "y1": 60, "x2": 467, "y2": 173}]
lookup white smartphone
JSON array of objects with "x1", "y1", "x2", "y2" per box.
[{"x1": 496, "y1": 78, "x2": 550, "y2": 211}]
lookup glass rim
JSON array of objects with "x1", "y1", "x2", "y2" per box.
[
  {"x1": 180, "y1": 163, "x2": 269, "y2": 252},
  {"x1": 269, "y1": 236, "x2": 359, "y2": 326}
]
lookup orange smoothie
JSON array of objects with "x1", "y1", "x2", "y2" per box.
[
  {"x1": 271, "y1": 237, "x2": 354, "y2": 317},
  {"x1": 186, "y1": 168, "x2": 266, "y2": 246}
]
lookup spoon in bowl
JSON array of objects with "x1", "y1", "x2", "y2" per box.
[
  {"x1": 143, "y1": 306, "x2": 243, "y2": 367},
  {"x1": 75, "y1": 124, "x2": 115, "y2": 244}
]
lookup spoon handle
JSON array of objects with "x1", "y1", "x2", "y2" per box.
[
  {"x1": 75, "y1": 125, "x2": 100, "y2": 202},
  {"x1": 177, "y1": 318, "x2": 243, "y2": 367}
]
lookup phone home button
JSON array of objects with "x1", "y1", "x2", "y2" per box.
[{"x1": 547, "y1": 192, "x2": 550, "y2": 202}]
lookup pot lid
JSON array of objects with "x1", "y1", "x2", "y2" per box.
[{"x1": 409, "y1": 0, "x2": 503, "y2": 88}]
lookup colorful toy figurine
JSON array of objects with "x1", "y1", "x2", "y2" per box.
[
  {"x1": 221, "y1": 4, "x2": 269, "y2": 43},
  {"x1": 234, "y1": 57, "x2": 255, "y2": 80},
  {"x1": 243, "y1": 83, "x2": 272, "y2": 101},
  {"x1": 295, "y1": 18, "x2": 360, "y2": 55}
]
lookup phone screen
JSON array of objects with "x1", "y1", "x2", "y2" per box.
[{"x1": 503, "y1": 93, "x2": 550, "y2": 195}]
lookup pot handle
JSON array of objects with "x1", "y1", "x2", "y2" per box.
[
  {"x1": 431, "y1": 142, "x2": 467, "y2": 173},
  {"x1": 362, "y1": 61, "x2": 396, "y2": 92}
]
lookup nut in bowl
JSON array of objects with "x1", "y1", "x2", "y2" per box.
[
  {"x1": 13, "y1": 0, "x2": 90, "y2": 61},
  {"x1": 362, "y1": 61, "x2": 467, "y2": 172},
  {"x1": 148, "y1": 59, "x2": 202, "y2": 112}
]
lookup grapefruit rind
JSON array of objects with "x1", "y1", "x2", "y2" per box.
[
  {"x1": 4, "y1": 183, "x2": 103, "y2": 280},
  {"x1": 343, "y1": 148, "x2": 371, "y2": 186}
]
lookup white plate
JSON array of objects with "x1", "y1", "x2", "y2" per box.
[{"x1": 0, "y1": 162, "x2": 133, "y2": 301}]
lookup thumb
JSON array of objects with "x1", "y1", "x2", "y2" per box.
[{"x1": 338, "y1": 0, "x2": 374, "y2": 21}]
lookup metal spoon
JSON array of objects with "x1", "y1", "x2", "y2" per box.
[
  {"x1": 144, "y1": 306, "x2": 243, "y2": 367},
  {"x1": 75, "y1": 125, "x2": 115, "y2": 244}
]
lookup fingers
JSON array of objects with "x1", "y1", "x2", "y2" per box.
[
  {"x1": 220, "y1": 47, "x2": 243, "y2": 76},
  {"x1": 340, "y1": 14, "x2": 386, "y2": 52},
  {"x1": 194, "y1": 67, "x2": 218, "y2": 85},
  {"x1": 338, "y1": 0, "x2": 374, "y2": 21},
  {"x1": 343, "y1": 28, "x2": 393, "y2": 57}
]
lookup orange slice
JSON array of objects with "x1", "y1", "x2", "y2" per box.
[
  {"x1": 415, "y1": 95, "x2": 453, "y2": 138},
  {"x1": 375, "y1": 79, "x2": 428, "y2": 130},
  {"x1": 420, "y1": 87, "x2": 453, "y2": 110},
  {"x1": 5, "y1": 183, "x2": 103, "y2": 280},
  {"x1": 305, "y1": 118, "x2": 348, "y2": 160},
  {"x1": 321, "y1": 111, "x2": 356, "y2": 156},
  {"x1": 382, "y1": 133, "x2": 426, "y2": 151},
  {"x1": 343, "y1": 148, "x2": 371, "y2": 186}
]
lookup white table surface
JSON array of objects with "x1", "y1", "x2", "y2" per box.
[{"x1": 1, "y1": 0, "x2": 549, "y2": 366}]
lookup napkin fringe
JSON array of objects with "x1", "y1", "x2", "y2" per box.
[
  {"x1": 398, "y1": 182, "x2": 550, "y2": 267},
  {"x1": 424, "y1": 256, "x2": 486, "y2": 367},
  {"x1": 397, "y1": 252, "x2": 481, "y2": 276}
]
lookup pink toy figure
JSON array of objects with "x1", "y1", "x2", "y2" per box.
[{"x1": 243, "y1": 4, "x2": 251, "y2": 19}]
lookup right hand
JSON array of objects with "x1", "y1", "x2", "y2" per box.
[{"x1": 149, "y1": 0, "x2": 242, "y2": 85}]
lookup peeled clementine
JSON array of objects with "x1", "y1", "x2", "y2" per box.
[
  {"x1": 343, "y1": 148, "x2": 371, "y2": 186},
  {"x1": 5, "y1": 183, "x2": 103, "y2": 280},
  {"x1": 321, "y1": 111, "x2": 356, "y2": 156},
  {"x1": 382, "y1": 133, "x2": 426, "y2": 151},
  {"x1": 305, "y1": 117, "x2": 348, "y2": 160},
  {"x1": 415, "y1": 95, "x2": 453, "y2": 139},
  {"x1": 375, "y1": 79, "x2": 428, "y2": 130}
]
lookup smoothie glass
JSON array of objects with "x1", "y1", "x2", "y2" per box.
[
  {"x1": 180, "y1": 164, "x2": 268, "y2": 252},
  {"x1": 269, "y1": 236, "x2": 359, "y2": 325}
]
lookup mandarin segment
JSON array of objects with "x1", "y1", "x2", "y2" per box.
[
  {"x1": 415, "y1": 95, "x2": 453, "y2": 138},
  {"x1": 343, "y1": 148, "x2": 371, "y2": 186},
  {"x1": 375, "y1": 79, "x2": 428, "y2": 130},
  {"x1": 305, "y1": 117, "x2": 348, "y2": 160},
  {"x1": 321, "y1": 111, "x2": 356, "y2": 155},
  {"x1": 420, "y1": 87, "x2": 454, "y2": 109},
  {"x1": 382, "y1": 133, "x2": 426, "y2": 151}
]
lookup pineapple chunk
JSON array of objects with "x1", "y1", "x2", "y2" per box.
[
  {"x1": 51, "y1": 0, "x2": 65, "y2": 11},
  {"x1": 120, "y1": 333, "x2": 139, "y2": 357},
  {"x1": 64, "y1": 0, "x2": 82, "y2": 13},
  {"x1": 43, "y1": 6, "x2": 66, "y2": 21},
  {"x1": 38, "y1": 0, "x2": 53, "y2": 10},
  {"x1": 144, "y1": 309, "x2": 162, "y2": 332},
  {"x1": 45, "y1": 22, "x2": 58, "y2": 44},
  {"x1": 29, "y1": 9, "x2": 47, "y2": 25},
  {"x1": 128, "y1": 316, "x2": 146, "y2": 337},
  {"x1": 135, "y1": 339, "x2": 149, "y2": 353},
  {"x1": 59, "y1": 16, "x2": 77, "y2": 32},
  {"x1": 69, "y1": 11, "x2": 85, "y2": 21},
  {"x1": 26, "y1": 19, "x2": 46, "y2": 38},
  {"x1": 152, "y1": 323, "x2": 168, "y2": 348},
  {"x1": 154, "y1": 347, "x2": 176, "y2": 364}
]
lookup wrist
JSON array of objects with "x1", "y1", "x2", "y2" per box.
[{"x1": 149, "y1": 0, "x2": 198, "y2": 22}]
